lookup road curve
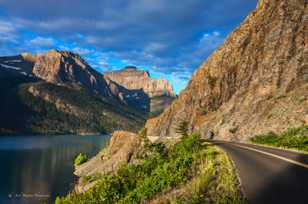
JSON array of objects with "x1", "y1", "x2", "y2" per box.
[{"x1": 211, "y1": 141, "x2": 308, "y2": 204}]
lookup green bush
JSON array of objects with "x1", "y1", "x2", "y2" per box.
[
  {"x1": 250, "y1": 126, "x2": 308, "y2": 152},
  {"x1": 138, "y1": 128, "x2": 147, "y2": 140},
  {"x1": 74, "y1": 153, "x2": 88, "y2": 166},
  {"x1": 55, "y1": 196, "x2": 61, "y2": 204},
  {"x1": 57, "y1": 133, "x2": 246, "y2": 203},
  {"x1": 58, "y1": 134, "x2": 205, "y2": 203},
  {"x1": 175, "y1": 120, "x2": 189, "y2": 137},
  {"x1": 81, "y1": 175, "x2": 92, "y2": 184},
  {"x1": 229, "y1": 127, "x2": 238, "y2": 134}
]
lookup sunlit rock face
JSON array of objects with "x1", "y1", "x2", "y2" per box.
[
  {"x1": 74, "y1": 131, "x2": 143, "y2": 193},
  {"x1": 146, "y1": 0, "x2": 308, "y2": 141},
  {"x1": 105, "y1": 66, "x2": 176, "y2": 114},
  {"x1": 32, "y1": 50, "x2": 113, "y2": 97},
  {"x1": 105, "y1": 66, "x2": 176, "y2": 98}
]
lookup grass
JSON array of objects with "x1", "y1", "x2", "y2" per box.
[
  {"x1": 74, "y1": 153, "x2": 88, "y2": 167},
  {"x1": 150, "y1": 144, "x2": 246, "y2": 204},
  {"x1": 56, "y1": 134, "x2": 245, "y2": 204},
  {"x1": 250, "y1": 126, "x2": 308, "y2": 152}
]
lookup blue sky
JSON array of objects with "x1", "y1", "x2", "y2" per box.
[{"x1": 0, "y1": 0, "x2": 257, "y2": 94}]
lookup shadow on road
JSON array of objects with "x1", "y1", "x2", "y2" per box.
[
  {"x1": 211, "y1": 141, "x2": 308, "y2": 204},
  {"x1": 250, "y1": 154, "x2": 308, "y2": 204}
]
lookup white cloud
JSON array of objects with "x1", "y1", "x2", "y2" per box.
[
  {"x1": 199, "y1": 31, "x2": 222, "y2": 47},
  {"x1": 0, "y1": 34, "x2": 18, "y2": 43},
  {"x1": 28, "y1": 36, "x2": 55, "y2": 46},
  {"x1": 144, "y1": 42, "x2": 168, "y2": 53},
  {"x1": 0, "y1": 20, "x2": 18, "y2": 43},
  {"x1": 0, "y1": 21, "x2": 15, "y2": 33},
  {"x1": 72, "y1": 47, "x2": 92, "y2": 55}
]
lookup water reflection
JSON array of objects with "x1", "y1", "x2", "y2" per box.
[{"x1": 0, "y1": 135, "x2": 110, "y2": 204}]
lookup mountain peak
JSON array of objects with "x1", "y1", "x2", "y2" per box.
[
  {"x1": 45, "y1": 49, "x2": 60, "y2": 54},
  {"x1": 40, "y1": 50, "x2": 82, "y2": 59},
  {"x1": 105, "y1": 67, "x2": 176, "y2": 97},
  {"x1": 20, "y1": 52, "x2": 36, "y2": 62},
  {"x1": 104, "y1": 67, "x2": 176, "y2": 113},
  {"x1": 29, "y1": 50, "x2": 117, "y2": 98},
  {"x1": 39, "y1": 49, "x2": 65, "y2": 57},
  {"x1": 106, "y1": 66, "x2": 151, "y2": 78},
  {"x1": 124, "y1": 66, "x2": 138, "y2": 70}
]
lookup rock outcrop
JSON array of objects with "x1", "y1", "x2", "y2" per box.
[
  {"x1": 74, "y1": 131, "x2": 143, "y2": 192},
  {"x1": 146, "y1": 0, "x2": 308, "y2": 141},
  {"x1": 105, "y1": 66, "x2": 176, "y2": 114}
]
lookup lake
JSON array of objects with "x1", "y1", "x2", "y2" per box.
[{"x1": 0, "y1": 135, "x2": 111, "y2": 204}]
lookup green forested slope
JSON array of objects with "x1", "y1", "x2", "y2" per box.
[{"x1": 0, "y1": 76, "x2": 145, "y2": 135}]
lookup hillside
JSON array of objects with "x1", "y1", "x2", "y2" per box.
[
  {"x1": 105, "y1": 66, "x2": 176, "y2": 115},
  {"x1": 146, "y1": 0, "x2": 308, "y2": 141},
  {"x1": 58, "y1": 131, "x2": 245, "y2": 203},
  {"x1": 0, "y1": 51, "x2": 147, "y2": 135}
]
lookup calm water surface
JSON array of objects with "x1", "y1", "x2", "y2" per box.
[{"x1": 0, "y1": 135, "x2": 110, "y2": 204}]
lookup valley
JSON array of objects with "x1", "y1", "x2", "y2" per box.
[
  {"x1": 0, "y1": 51, "x2": 176, "y2": 135},
  {"x1": 0, "y1": 0, "x2": 307, "y2": 203},
  {"x1": 57, "y1": 0, "x2": 308, "y2": 203}
]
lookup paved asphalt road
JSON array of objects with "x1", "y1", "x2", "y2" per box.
[{"x1": 211, "y1": 141, "x2": 308, "y2": 204}]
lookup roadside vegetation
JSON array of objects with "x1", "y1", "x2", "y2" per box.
[
  {"x1": 74, "y1": 153, "x2": 88, "y2": 167},
  {"x1": 56, "y1": 129, "x2": 245, "y2": 203},
  {"x1": 175, "y1": 120, "x2": 189, "y2": 137},
  {"x1": 250, "y1": 126, "x2": 308, "y2": 152}
]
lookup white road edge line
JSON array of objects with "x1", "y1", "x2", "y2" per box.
[
  {"x1": 247, "y1": 143, "x2": 308, "y2": 155},
  {"x1": 229, "y1": 143, "x2": 308, "y2": 169}
]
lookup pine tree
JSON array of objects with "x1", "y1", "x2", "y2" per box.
[{"x1": 176, "y1": 120, "x2": 189, "y2": 137}]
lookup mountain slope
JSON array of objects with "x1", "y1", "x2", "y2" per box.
[
  {"x1": 105, "y1": 66, "x2": 176, "y2": 115},
  {"x1": 146, "y1": 0, "x2": 308, "y2": 141},
  {"x1": 0, "y1": 51, "x2": 146, "y2": 135},
  {"x1": 31, "y1": 50, "x2": 150, "y2": 113},
  {"x1": 32, "y1": 50, "x2": 113, "y2": 97}
]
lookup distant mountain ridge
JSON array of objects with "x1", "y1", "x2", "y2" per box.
[
  {"x1": 105, "y1": 66, "x2": 176, "y2": 98},
  {"x1": 105, "y1": 66, "x2": 176, "y2": 115},
  {"x1": 1, "y1": 50, "x2": 154, "y2": 111}
]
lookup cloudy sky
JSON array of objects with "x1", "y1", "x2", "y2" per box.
[{"x1": 0, "y1": 0, "x2": 257, "y2": 93}]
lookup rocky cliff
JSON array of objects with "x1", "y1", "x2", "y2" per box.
[
  {"x1": 105, "y1": 66, "x2": 176, "y2": 114},
  {"x1": 32, "y1": 50, "x2": 114, "y2": 97},
  {"x1": 146, "y1": 0, "x2": 308, "y2": 141},
  {"x1": 74, "y1": 131, "x2": 143, "y2": 192}
]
